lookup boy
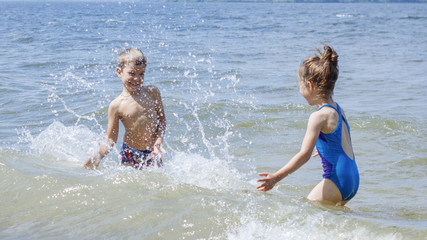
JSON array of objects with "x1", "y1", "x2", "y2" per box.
[{"x1": 83, "y1": 48, "x2": 166, "y2": 170}]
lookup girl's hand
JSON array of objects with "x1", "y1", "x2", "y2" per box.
[
  {"x1": 256, "y1": 173, "x2": 279, "y2": 192},
  {"x1": 312, "y1": 149, "x2": 319, "y2": 158}
]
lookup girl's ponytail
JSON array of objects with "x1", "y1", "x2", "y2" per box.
[
  {"x1": 320, "y1": 45, "x2": 338, "y2": 67},
  {"x1": 299, "y1": 45, "x2": 339, "y2": 99}
]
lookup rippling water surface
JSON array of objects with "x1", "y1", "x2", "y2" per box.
[{"x1": 0, "y1": 2, "x2": 426, "y2": 239}]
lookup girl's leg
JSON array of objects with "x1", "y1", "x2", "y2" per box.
[{"x1": 307, "y1": 179, "x2": 344, "y2": 205}]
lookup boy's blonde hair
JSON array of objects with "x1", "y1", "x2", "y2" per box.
[{"x1": 117, "y1": 48, "x2": 147, "y2": 70}]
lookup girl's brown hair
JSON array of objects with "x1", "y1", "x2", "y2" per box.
[{"x1": 298, "y1": 45, "x2": 339, "y2": 99}]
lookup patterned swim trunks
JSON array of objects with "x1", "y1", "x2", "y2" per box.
[{"x1": 120, "y1": 143, "x2": 162, "y2": 169}]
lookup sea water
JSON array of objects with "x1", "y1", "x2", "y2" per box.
[{"x1": 0, "y1": 1, "x2": 426, "y2": 239}]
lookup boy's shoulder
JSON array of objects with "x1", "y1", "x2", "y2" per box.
[
  {"x1": 109, "y1": 95, "x2": 125, "y2": 109},
  {"x1": 142, "y1": 84, "x2": 160, "y2": 93},
  {"x1": 142, "y1": 85, "x2": 162, "y2": 98}
]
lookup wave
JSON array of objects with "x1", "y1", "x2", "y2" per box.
[
  {"x1": 351, "y1": 115, "x2": 419, "y2": 133},
  {"x1": 105, "y1": 19, "x2": 126, "y2": 24}
]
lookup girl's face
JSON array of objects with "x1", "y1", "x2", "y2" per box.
[{"x1": 298, "y1": 77, "x2": 315, "y2": 105}]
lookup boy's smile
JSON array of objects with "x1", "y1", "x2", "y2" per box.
[{"x1": 117, "y1": 65, "x2": 146, "y2": 94}]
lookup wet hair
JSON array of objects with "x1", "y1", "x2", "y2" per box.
[
  {"x1": 298, "y1": 45, "x2": 339, "y2": 99},
  {"x1": 117, "y1": 48, "x2": 147, "y2": 70}
]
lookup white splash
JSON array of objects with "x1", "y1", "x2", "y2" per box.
[{"x1": 30, "y1": 121, "x2": 103, "y2": 164}]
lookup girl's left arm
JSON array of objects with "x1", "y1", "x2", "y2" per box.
[{"x1": 257, "y1": 111, "x2": 325, "y2": 191}]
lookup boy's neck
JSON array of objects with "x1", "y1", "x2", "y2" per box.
[{"x1": 121, "y1": 87, "x2": 142, "y2": 97}]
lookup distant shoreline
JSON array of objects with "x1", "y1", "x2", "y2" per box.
[
  {"x1": 163, "y1": 0, "x2": 426, "y2": 2},
  {"x1": 1, "y1": 0, "x2": 426, "y2": 3}
]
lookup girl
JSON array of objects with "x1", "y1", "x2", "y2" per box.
[{"x1": 257, "y1": 45, "x2": 359, "y2": 206}]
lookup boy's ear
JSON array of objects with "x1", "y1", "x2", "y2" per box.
[{"x1": 116, "y1": 67, "x2": 122, "y2": 77}]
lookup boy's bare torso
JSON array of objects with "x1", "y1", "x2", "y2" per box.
[{"x1": 112, "y1": 85, "x2": 161, "y2": 150}]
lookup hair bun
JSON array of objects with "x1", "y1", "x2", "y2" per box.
[
  {"x1": 321, "y1": 45, "x2": 338, "y2": 65},
  {"x1": 299, "y1": 44, "x2": 339, "y2": 99}
]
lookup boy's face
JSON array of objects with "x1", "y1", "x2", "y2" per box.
[{"x1": 117, "y1": 64, "x2": 146, "y2": 93}]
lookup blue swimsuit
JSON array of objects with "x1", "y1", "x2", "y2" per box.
[{"x1": 316, "y1": 103, "x2": 359, "y2": 201}]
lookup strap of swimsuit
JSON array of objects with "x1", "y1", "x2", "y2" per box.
[
  {"x1": 319, "y1": 103, "x2": 347, "y2": 123},
  {"x1": 317, "y1": 104, "x2": 338, "y2": 112},
  {"x1": 319, "y1": 104, "x2": 353, "y2": 152},
  {"x1": 318, "y1": 103, "x2": 343, "y2": 130},
  {"x1": 336, "y1": 103, "x2": 351, "y2": 138}
]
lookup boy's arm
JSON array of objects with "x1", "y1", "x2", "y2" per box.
[
  {"x1": 257, "y1": 111, "x2": 325, "y2": 191},
  {"x1": 83, "y1": 101, "x2": 120, "y2": 169},
  {"x1": 151, "y1": 87, "x2": 167, "y2": 156}
]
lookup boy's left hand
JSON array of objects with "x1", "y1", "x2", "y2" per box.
[{"x1": 151, "y1": 143, "x2": 167, "y2": 159}]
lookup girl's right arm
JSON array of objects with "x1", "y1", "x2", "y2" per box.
[
  {"x1": 83, "y1": 101, "x2": 120, "y2": 170},
  {"x1": 256, "y1": 111, "x2": 326, "y2": 191}
]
